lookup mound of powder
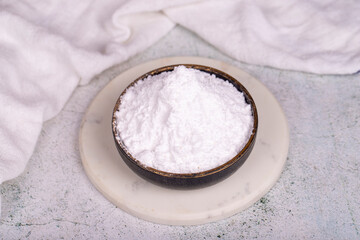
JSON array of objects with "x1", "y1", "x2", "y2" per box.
[{"x1": 114, "y1": 66, "x2": 253, "y2": 173}]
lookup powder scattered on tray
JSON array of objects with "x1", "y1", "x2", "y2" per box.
[{"x1": 114, "y1": 66, "x2": 253, "y2": 173}]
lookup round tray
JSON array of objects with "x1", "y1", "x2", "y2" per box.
[{"x1": 79, "y1": 57, "x2": 289, "y2": 225}]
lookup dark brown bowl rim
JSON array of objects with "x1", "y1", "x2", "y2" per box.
[{"x1": 112, "y1": 64, "x2": 258, "y2": 179}]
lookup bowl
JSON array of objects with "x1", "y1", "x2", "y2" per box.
[{"x1": 111, "y1": 64, "x2": 258, "y2": 189}]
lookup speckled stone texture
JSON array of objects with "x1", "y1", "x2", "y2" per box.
[{"x1": 1, "y1": 26, "x2": 359, "y2": 239}]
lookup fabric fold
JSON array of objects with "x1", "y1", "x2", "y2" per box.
[
  {"x1": 0, "y1": 1, "x2": 175, "y2": 185},
  {"x1": 164, "y1": 0, "x2": 360, "y2": 74}
]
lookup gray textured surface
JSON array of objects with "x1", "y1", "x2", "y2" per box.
[{"x1": 1, "y1": 26, "x2": 359, "y2": 239}]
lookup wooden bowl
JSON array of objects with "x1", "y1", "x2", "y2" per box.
[{"x1": 112, "y1": 64, "x2": 258, "y2": 189}]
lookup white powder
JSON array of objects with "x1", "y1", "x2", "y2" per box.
[{"x1": 115, "y1": 66, "x2": 253, "y2": 174}]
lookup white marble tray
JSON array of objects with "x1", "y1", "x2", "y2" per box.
[{"x1": 79, "y1": 57, "x2": 289, "y2": 225}]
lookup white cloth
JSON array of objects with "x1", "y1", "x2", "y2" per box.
[
  {"x1": 0, "y1": 0, "x2": 359, "y2": 187},
  {"x1": 165, "y1": 0, "x2": 360, "y2": 74},
  {"x1": 0, "y1": 0, "x2": 176, "y2": 184}
]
